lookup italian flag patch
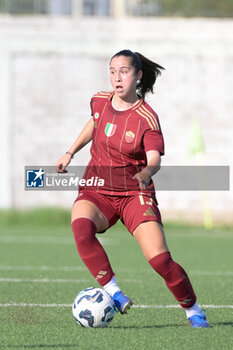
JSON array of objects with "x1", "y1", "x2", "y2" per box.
[{"x1": 105, "y1": 123, "x2": 117, "y2": 137}]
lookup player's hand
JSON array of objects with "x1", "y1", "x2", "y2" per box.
[
  {"x1": 56, "y1": 154, "x2": 72, "y2": 173},
  {"x1": 132, "y1": 168, "x2": 151, "y2": 190}
]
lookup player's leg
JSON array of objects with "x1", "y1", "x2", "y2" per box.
[
  {"x1": 122, "y1": 194, "x2": 209, "y2": 327},
  {"x1": 72, "y1": 192, "x2": 132, "y2": 314},
  {"x1": 133, "y1": 221, "x2": 197, "y2": 308},
  {"x1": 72, "y1": 198, "x2": 109, "y2": 233},
  {"x1": 133, "y1": 221, "x2": 209, "y2": 327},
  {"x1": 71, "y1": 192, "x2": 115, "y2": 286},
  {"x1": 132, "y1": 220, "x2": 168, "y2": 260}
]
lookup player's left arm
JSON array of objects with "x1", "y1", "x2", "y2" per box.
[{"x1": 133, "y1": 150, "x2": 161, "y2": 190}]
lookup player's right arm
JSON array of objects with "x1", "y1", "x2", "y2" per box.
[{"x1": 56, "y1": 118, "x2": 94, "y2": 173}]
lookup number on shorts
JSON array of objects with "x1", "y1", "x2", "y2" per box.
[{"x1": 139, "y1": 195, "x2": 153, "y2": 206}]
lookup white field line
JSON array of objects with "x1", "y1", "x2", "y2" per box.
[
  {"x1": 0, "y1": 265, "x2": 232, "y2": 276},
  {"x1": 0, "y1": 236, "x2": 116, "y2": 245},
  {"x1": 0, "y1": 277, "x2": 142, "y2": 283},
  {"x1": 0, "y1": 303, "x2": 232, "y2": 309}
]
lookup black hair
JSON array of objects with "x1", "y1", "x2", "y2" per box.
[{"x1": 110, "y1": 49, "x2": 165, "y2": 100}]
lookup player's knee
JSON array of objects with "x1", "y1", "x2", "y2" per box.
[
  {"x1": 149, "y1": 251, "x2": 174, "y2": 277},
  {"x1": 71, "y1": 217, "x2": 97, "y2": 246}
]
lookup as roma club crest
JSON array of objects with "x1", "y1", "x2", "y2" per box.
[
  {"x1": 125, "y1": 130, "x2": 135, "y2": 143},
  {"x1": 105, "y1": 123, "x2": 117, "y2": 137}
]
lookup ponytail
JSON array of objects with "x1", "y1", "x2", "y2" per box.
[
  {"x1": 111, "y1": 49, "x2": 165, "y2": 100},
  {"x1": 135, "y1": 52, "x2": 165, "y2": 100}
]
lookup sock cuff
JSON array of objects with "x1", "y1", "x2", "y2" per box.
[
  {"x1": 71, "y1": 217, "x2": 97, "y2": 232},
  {"x1": 148, "y1": 251, "x2": 172, "y2": 267}
]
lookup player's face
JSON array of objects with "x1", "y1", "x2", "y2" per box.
[{"x1": 109, "y1": 56, "x2": 142, "y2": 99}]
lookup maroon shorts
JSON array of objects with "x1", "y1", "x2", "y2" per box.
[{"x1": 74, "y1": 191, "x2": 162, "y2": 234}]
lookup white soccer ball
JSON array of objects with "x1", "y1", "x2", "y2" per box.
[{"x1": 72, "y1": 287, "x2": 115, "y2": 328}]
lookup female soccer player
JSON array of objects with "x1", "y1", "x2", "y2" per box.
[{"x1": 56, "y1": 49, "x2": 209, "y2": 327}]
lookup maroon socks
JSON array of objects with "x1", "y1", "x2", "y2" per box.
[
  {"x1": 72, "y1": 219, "x2": 196, "y2": 309},
  {"x1": 149, "y1": 252, "x2": 196, "y2": 309},
  {"x1": 71, "y1": 218, "x2": 114, "y2": 286}
]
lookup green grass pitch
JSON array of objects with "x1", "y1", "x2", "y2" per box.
[{"x1": 0, "y1": 208, "x2": 232, "y2": 350}]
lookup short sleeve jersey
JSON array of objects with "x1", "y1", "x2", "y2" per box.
[{"x1": 81, "y1": 91, "x2": 164, "y2": 196}]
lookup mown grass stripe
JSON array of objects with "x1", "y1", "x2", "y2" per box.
[{"x1": 0, "y1": 236, "x2": 116, "y2": 245}]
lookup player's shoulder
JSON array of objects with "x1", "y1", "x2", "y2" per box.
[
  {"x1": 134, "y1": 100, "x2": 160, "y2": 131},
  {"x1": 91, "y1": 91, "x2": 114, "y2": 102}
]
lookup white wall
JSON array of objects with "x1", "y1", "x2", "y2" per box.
[{"x1": 0, "y1": 15, "x2": 232, "y2": 223}]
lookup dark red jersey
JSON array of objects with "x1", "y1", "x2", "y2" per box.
[{"x1": 81, "y1": 91, "x2": 164, "y2": 196}]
